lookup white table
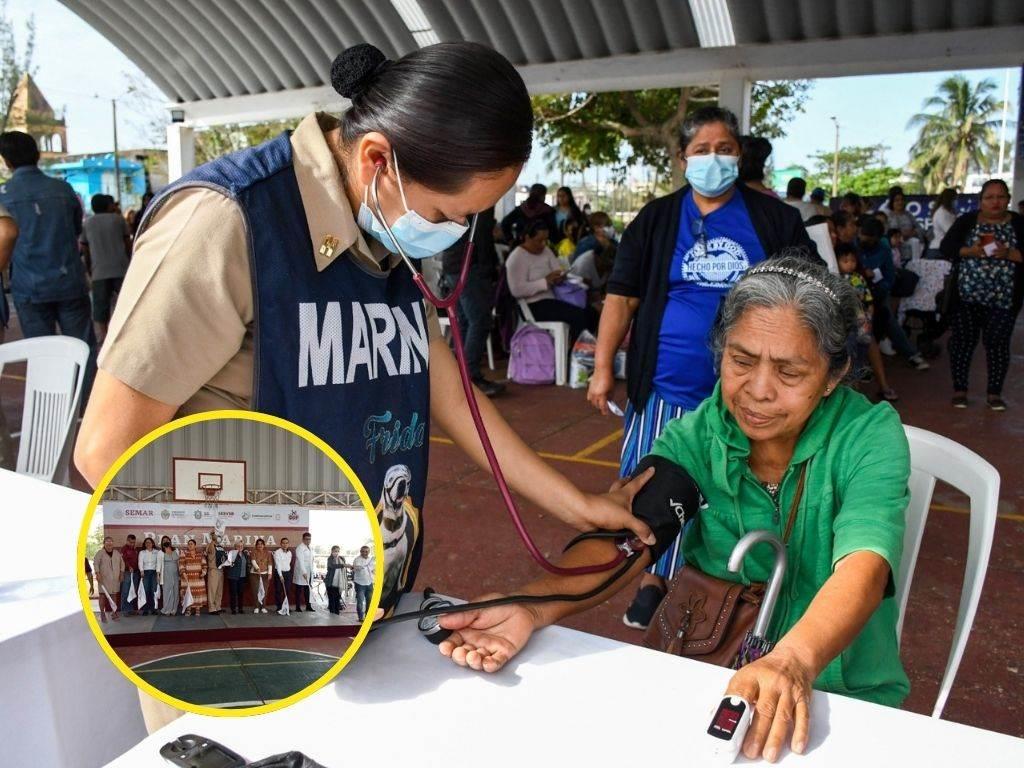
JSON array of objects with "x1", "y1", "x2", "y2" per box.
[
  {"x1": 0, "y1": 469, "x2": 146, "y2": 768},
  {"x1": 111, "y1": 595, "x2": 1024, "y2": 767}
]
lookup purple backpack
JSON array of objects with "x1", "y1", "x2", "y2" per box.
[{"x1": 508, "y1": 324, "x2": 556, "y2": 385}]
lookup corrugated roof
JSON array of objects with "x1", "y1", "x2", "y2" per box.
[{"x1": 59, "y1": 0, "x2": 1022, "y2": 105}]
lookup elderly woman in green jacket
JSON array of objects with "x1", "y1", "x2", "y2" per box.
[{"x1": 437, "y1": 255, "x2": 911, "y2": 763}]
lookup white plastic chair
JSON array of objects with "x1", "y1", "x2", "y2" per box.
[
  {"x1": 897, "y1": 425, "x2": 1000, "y2": 718},
  {"x1": 516, "y1": 299, "x2": 569, "y2": 386},
  {"x1": 439, "y1": 315, "x2": 498, "y2": 372},
  {"x1": 0, "y1": 336, "x2": 90, "y2": 485}
]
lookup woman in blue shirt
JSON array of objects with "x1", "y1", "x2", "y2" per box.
[{"x1": 587, "y1": 106, "x2": 819, "y2": 629}]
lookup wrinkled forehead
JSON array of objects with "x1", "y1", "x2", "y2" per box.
[{"x1": 727, "y1": 305, "x2": 823, "y2": 363}]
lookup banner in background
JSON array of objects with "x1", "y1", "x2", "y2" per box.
[
  {"x1": 102, "y1": 501, "x2": 310, "y2": 549},
  {"x1": 838, "y1": 194, "x2": 979, "y2": 232}
]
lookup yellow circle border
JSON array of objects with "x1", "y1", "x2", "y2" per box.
[{"x1": 76, "y1": 409, "x2": 385, "y2": 717}]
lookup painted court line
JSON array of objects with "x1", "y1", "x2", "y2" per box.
[
  {"x1": 573, "y1": 429, "x2": 624, "y2": 459},
  {"x1": 136, "y1": 659, "x2": 336, "y2": 674},
  {"x1": 429, "y1": 435, "x2": 619, "y2": 469}
]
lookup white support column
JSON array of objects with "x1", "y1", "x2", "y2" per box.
[
  {"x1": 717, "y1": 76, "x2": 752, "y2": 133},
  {"x1": 166, "y1": 123, "x2": 195, "y2": 182},
  {"x1": 495, "y1": 187, "x2": 518, "y2": 223},
  {"x1": 1013, "y1": 64, "x2": 1024, "y2": 207}
]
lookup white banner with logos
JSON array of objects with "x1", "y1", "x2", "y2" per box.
[{"x1": 102, "y1": 501, "x2": 310, "y2": 549}]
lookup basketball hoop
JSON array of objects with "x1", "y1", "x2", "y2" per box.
[{"x1": 201, "y1": 483, "x2": 222, "y2": 510}]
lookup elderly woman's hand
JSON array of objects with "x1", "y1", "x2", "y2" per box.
[{"x1": 725, "y1": 646, "x2": 815, "y2": 763}]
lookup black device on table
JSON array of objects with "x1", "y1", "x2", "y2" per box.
[{"x1": 161, "y1": 735, "x2": 327, "y2": 768}]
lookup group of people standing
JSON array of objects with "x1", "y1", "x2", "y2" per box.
[
  {"x1": 89, "y1": 530, "x2": 368, "y2": 622},
  {"x1": 821, "y1": 181, "x2": 1021, "y2": 410}
]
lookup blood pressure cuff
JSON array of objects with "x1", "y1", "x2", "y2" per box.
[{"x1": 630, "y1": 454, "x2": 704, "y2": 562}]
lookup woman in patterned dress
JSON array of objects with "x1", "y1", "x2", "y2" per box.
[
  {"x1": 941, "y1": 179, "x2": 1024, "y2": 411},
  {"x1": 178, "y1": 538, "x2": 207, "y2": 616}
]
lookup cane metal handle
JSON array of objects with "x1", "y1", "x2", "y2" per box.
[{"x1": 728, "y1": 530, "x2": 787, "y2": 639}]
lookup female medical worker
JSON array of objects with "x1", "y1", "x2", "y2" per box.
[{"x1": 75, "y1": 42, "x2": 653, "y2": 621}]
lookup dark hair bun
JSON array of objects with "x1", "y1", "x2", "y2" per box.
[{"x1": 331, "y1": 43, "x2": 390, "y2": 99}]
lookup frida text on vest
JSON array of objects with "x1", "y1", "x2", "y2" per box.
[{"x1": 299, "y1": 300, "x2": 430, "y2": 387}]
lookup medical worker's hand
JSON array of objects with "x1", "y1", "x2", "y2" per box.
[
  {"x1": 725, "y1": 646, "x2": 815, "y2": 763},
  {"x1": 438, "y1": 597, "x2": 540, "y2": 673},
  {"x1": 566, "y1": 466, "x2": 656, "y2": 546}
]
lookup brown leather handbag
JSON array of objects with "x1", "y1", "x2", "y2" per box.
[{"x1": 642, "y1": 465, "x2": 806, "y2": 669}]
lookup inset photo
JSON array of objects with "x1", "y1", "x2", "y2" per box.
[{"x1": 79, "y1": 412, "x2": 381, "y2": 715}]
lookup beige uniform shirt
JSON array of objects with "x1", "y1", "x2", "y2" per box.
[{"x1": 98, "y1": 112, "x2": 441, "y2": 413}]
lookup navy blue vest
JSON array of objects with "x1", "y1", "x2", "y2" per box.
[{"x1": 142, "y1": 134, "x2": 429, "y2": 614}]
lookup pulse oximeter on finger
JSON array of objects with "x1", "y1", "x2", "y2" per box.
[{"x1": 705, "y1": 695, "x2": 753, "y2": 763}]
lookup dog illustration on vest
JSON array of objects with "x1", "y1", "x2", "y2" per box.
[{"x1": 375, "y1": 464, "x2": 419, "y2": 606}]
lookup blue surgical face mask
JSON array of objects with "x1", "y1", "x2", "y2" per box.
[
  {"x1": 684, "y1": 153, "x2": 739, "y2": 198},
  {"x1": 357, "y1": 151, "x2": 468, "y2": 260}
]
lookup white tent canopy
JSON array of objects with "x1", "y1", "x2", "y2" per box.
[{"x1": 60, "y1": 0, "x2": 1024, "y2": 191}]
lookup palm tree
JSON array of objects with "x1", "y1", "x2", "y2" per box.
[{"x1": 907, "y1": 75, "x2": 1004, "y2": 193}]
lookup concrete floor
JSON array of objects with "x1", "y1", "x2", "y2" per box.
[{"x1": 2, "y1": 312, "x2": 1021, "y2": 736}]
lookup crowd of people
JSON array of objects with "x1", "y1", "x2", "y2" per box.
[{"x1": 88, "y1": 531, "x2": 376, "y2": 624}]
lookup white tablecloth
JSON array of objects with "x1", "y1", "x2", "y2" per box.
[
  {"x1": 0, "y1": 469, "x2": 146, "y2": 768},
  {"x1": 110, "y1": 595, "x2": 1024, "y2": 767}
]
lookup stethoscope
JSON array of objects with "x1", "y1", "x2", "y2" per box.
[{"x1": 368, "y1": 158, "x2": 626, "y2": 578}]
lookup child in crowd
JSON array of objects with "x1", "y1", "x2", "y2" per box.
[
  {"x1": 886, "y1": 228, "x2": 906, "y2": 267},
  {"x1": 857, "y1": 217, "x2": 930, "y2": 371},
  {"x1": 836, "y1": 243, "x2": 899, "y2": 402},
  {"x1": 555, "y1": 219, "x2": 579, "y2": 265}
]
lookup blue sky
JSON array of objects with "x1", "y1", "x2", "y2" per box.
[{"x1": 14, "y1": 0, "x2": 1021, "y2": 185}]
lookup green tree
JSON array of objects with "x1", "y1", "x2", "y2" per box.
[
  {"x1": 195, "y1": 120, "x2": 299, "y2": 164},
  {"x1": 533, "y1": 80, "x2": 811, "y2": 189},
  {"x1": 0, "y1": 0, "x2": 36, "y2": 132},
  {"x1": 843, "y1": 167, "x2": 915, "y2": 196},
  {"x1": 808, "y1": 143, "x2": 890, "y2": 187},
  {"x1": 86, "y1": 516, "x2": 106, "y2": 560},
  {"x1": 907, "y1": 75, "x2": 1004, "y2": 193},
  {"x1": 803, "y1": 144, "x2": 920, "y2": 196}
]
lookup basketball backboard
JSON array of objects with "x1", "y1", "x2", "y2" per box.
[{"x1": 173, "y1": 457, "x2": 246, "y2": 503}]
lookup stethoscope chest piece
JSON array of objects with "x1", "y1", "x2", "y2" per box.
[{"x1": 417, "y1": 591, "x2": 455, "y2": 645}]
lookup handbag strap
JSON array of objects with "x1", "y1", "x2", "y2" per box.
[{"x1": 781, "y1": 463, "x2": 808, "y2": 544}]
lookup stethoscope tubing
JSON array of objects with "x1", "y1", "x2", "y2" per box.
[{"x1": 369, "y1": 162, "x2": 625, "y2": 577}]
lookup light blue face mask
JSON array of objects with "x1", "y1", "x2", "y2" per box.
[
  {"x1": 684, "y1": 153, "x2": 739, "y2": 198},
  {"x1": 357, "y1": 151, "x2": 469, "y2": 260}
]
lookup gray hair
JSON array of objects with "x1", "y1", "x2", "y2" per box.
[
  {"x1": 711, "y1": 252, "x2": 861, "y2": 381},
  {"x1": 678, "y1": 106, "x2": 741, "y2": 154}
]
